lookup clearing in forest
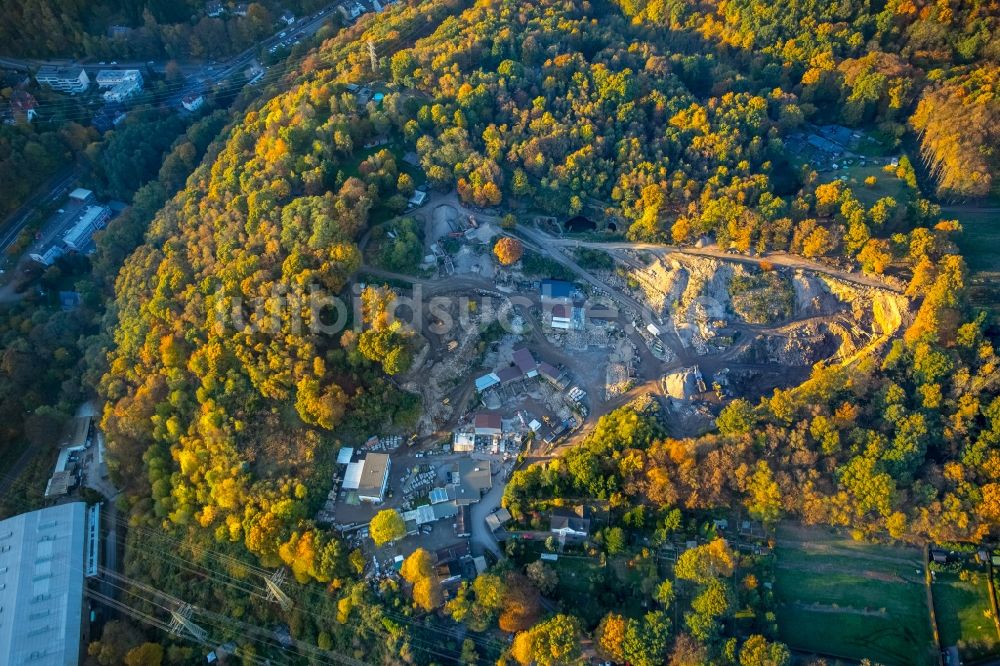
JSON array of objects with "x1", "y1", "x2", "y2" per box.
[{"x1": 773, "y1": 523, "x2": 936, "y2": 666}]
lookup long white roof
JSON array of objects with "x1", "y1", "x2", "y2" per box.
[
  {"x1": 342, "y1": 462, "x2": 363, "y2": 490},
  {"x1": 0, "y1": 502, "x2": 87, "y2": 666}
]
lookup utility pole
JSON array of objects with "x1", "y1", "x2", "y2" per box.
[
  {"x1": 367, "y1": 40, "x2": 378, "y2": 74},
  {"x1": 264, "y1": 568, "x2": 294, "y2": 612}
]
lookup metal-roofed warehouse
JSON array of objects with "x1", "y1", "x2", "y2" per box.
[
  {"x1": 0, "y1": 502, "x2": 89, "y2": 666},
  {"x1": 356, "y1": 453, "x2": 391, "y2": 503}
]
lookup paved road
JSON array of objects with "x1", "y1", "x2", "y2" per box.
[
  {"x1": 0, "y1": 4, "x2": 342, "y2": 78},
  {"x1": 0, "y1": 165, "x2": 82, "y2": 254},
  {"x1": 469, "y1": 474, "x2": 505, "y2": 559}
]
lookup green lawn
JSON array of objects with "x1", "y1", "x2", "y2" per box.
[
  {"x1": 773, "y1": 524, "x2": 936, "y2": 666},
  {"x1": 951, "y1": 208, "x2": 1000, "y2": 318},
  {"x1": 953, "y1": 209, "x2": 1000, "y2": 274},
  {"x1": 817, "y1": 163, "x2": 910, "y2": 208},
  {"x1": 933, "y1": 571, "x2": 1000, "y2": 660}
]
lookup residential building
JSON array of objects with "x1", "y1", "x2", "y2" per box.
[
  {"x1": 95, "y1": 69, "x2": 142, "y2": 88},
  {"x1": 233, "y1": 3, "x2": 249, "y2": 16},
  {"x1": 473, "y1": 412, "x2": 502, "y2": 438},
  {"x1": 99, "y1": 71, "x2": 143, "y2": 103},
  {"x1": 35, "y1": 66, "x2": 89, "y2": 94},
  {"x1": 92, "y1": 105, "x2": 126, "y2": 132},
  {"x1": 407, "y1": 190, "x2": 428, "y2": 208},
  {"x1": 10, "y1": 89, "x2": 38, "y2": 122},
  {"x1": 206, "y1": 0, "x2": 224, "y2": 17},
  {"x1": 0, "y1": 502, "x2": 91, "y2": 666},
  {"x1": 346, "y1": 2, "x2": 364, "y2": 19},
  {"x1": 550, "y1": 506, "x2": 591, "y2": 539},
  {"x1": 62, "y1": 206, "x2": 111, "y2": 252},
  {"x1": 182, "y1": 93, "x2": 205, "y2": 112},
  {"x1": 0, "y1": 70, "x2": 30, "y2": 89},
  {"x1": 280, "y1": 10, "x2": 296, "y2": 24},
  {"x1": 107, "y1": 25, "x2": 132, "y2": 38},
  {"x1": 356, "y1": 453, "x2": 390, "y2": 503}
]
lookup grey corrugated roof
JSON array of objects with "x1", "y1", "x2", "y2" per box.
[{"x1": 0, "y1": 502, "x2": 87, "y2": 666}]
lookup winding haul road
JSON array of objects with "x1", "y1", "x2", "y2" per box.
[{"x1": 514, "y1": 225, "x2": 906, "y2": 295}]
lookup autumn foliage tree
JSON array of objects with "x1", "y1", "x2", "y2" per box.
[
  {"x1": 493, "y1": 237, "x2": 524, "y2": 266},
  {"x1": 511, "y1": 614, "x2": 582, "y2": 666},
  {"x1": 369, "y1": 509, "x2": 405, "y2": 546},
  {"x1": 498, "y1": 572, "x2": 541, "y2": 633},
  {"x1": 400, "y1": 548, "x2": 442, "y2": 610}
]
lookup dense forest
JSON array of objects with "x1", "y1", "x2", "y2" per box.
[
  {"x1": 0, "y1": 0, "x2": 997, "y2": 662},
  {"x1": 0, "y1": 0, "x2": 331, "y2": 59}
]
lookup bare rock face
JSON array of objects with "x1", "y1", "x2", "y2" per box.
[{"x1": 618, "y1": 251, "x2": 909, "y2": 367}]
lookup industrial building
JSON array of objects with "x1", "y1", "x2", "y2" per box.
[
  {"x1": 450, "y1": 460, "x2": 492, "y2": 505},
  {"x1": 45, "y1": 416, "x2": 92, "y2": 499},
  {"x1": 452, "y1": 432, "x2": 475, "y2": 453},
  {"x1": 540, "y1": 279, "x2": 574, "y2": 302},
  {"x1": 0, "y1": 502, "x2": 96, "y2": 665},
  {"x1": 473, "y1": 412, "x2": 502, "y2": 438},
  {"x1": 35, "y1": 66, "x2": 90, "y2": 93},
  {"x1": 343, "y1": 453, "x2": 391, "y2": 503}
]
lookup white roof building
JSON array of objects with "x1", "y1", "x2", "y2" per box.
[
  {"x1": 0, "y1": 502, "x2": 89, "y2": 666},
  {"x1": 181, "y1": 93, "x2": 204, "y2": 112},
  {"x1": 102, "y1": 76, "x2": 143, "y2": 103},
  {"x1": 408, "y1": 190, "x2": 428, "y2": 208},
  {"x1": 95, "y1": 69, "x2": 142, "y2": 88},
  {"x1": 342, "y1": 462, "x2": 364, "y2": 490},
  {"x1": 452, "y1": 432, "x2": 475, "y2": 452},
  {"x1": 63, "y1": 206, "x2": 111, "y2": 251},
  {"x1": 68, "y1": 188, "x2": 93, "y2": 203},
  {"x1": 35, "y1": 66, "x2": 89, "y2": 94},
  {"x1": 30, "y1": 246, "x2": 65, "y2": 267}
]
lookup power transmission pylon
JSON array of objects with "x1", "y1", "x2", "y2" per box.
[
  {"x1": 264, "y1": 568, "x2": 294, "y2": 612},
  {"x1": 169, "y1": 603, "x2": 208, "y2": 643}
]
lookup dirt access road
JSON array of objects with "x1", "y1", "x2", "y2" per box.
[{"x1": 515, "y1": 226, "x2": 905, "y2": 295}]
